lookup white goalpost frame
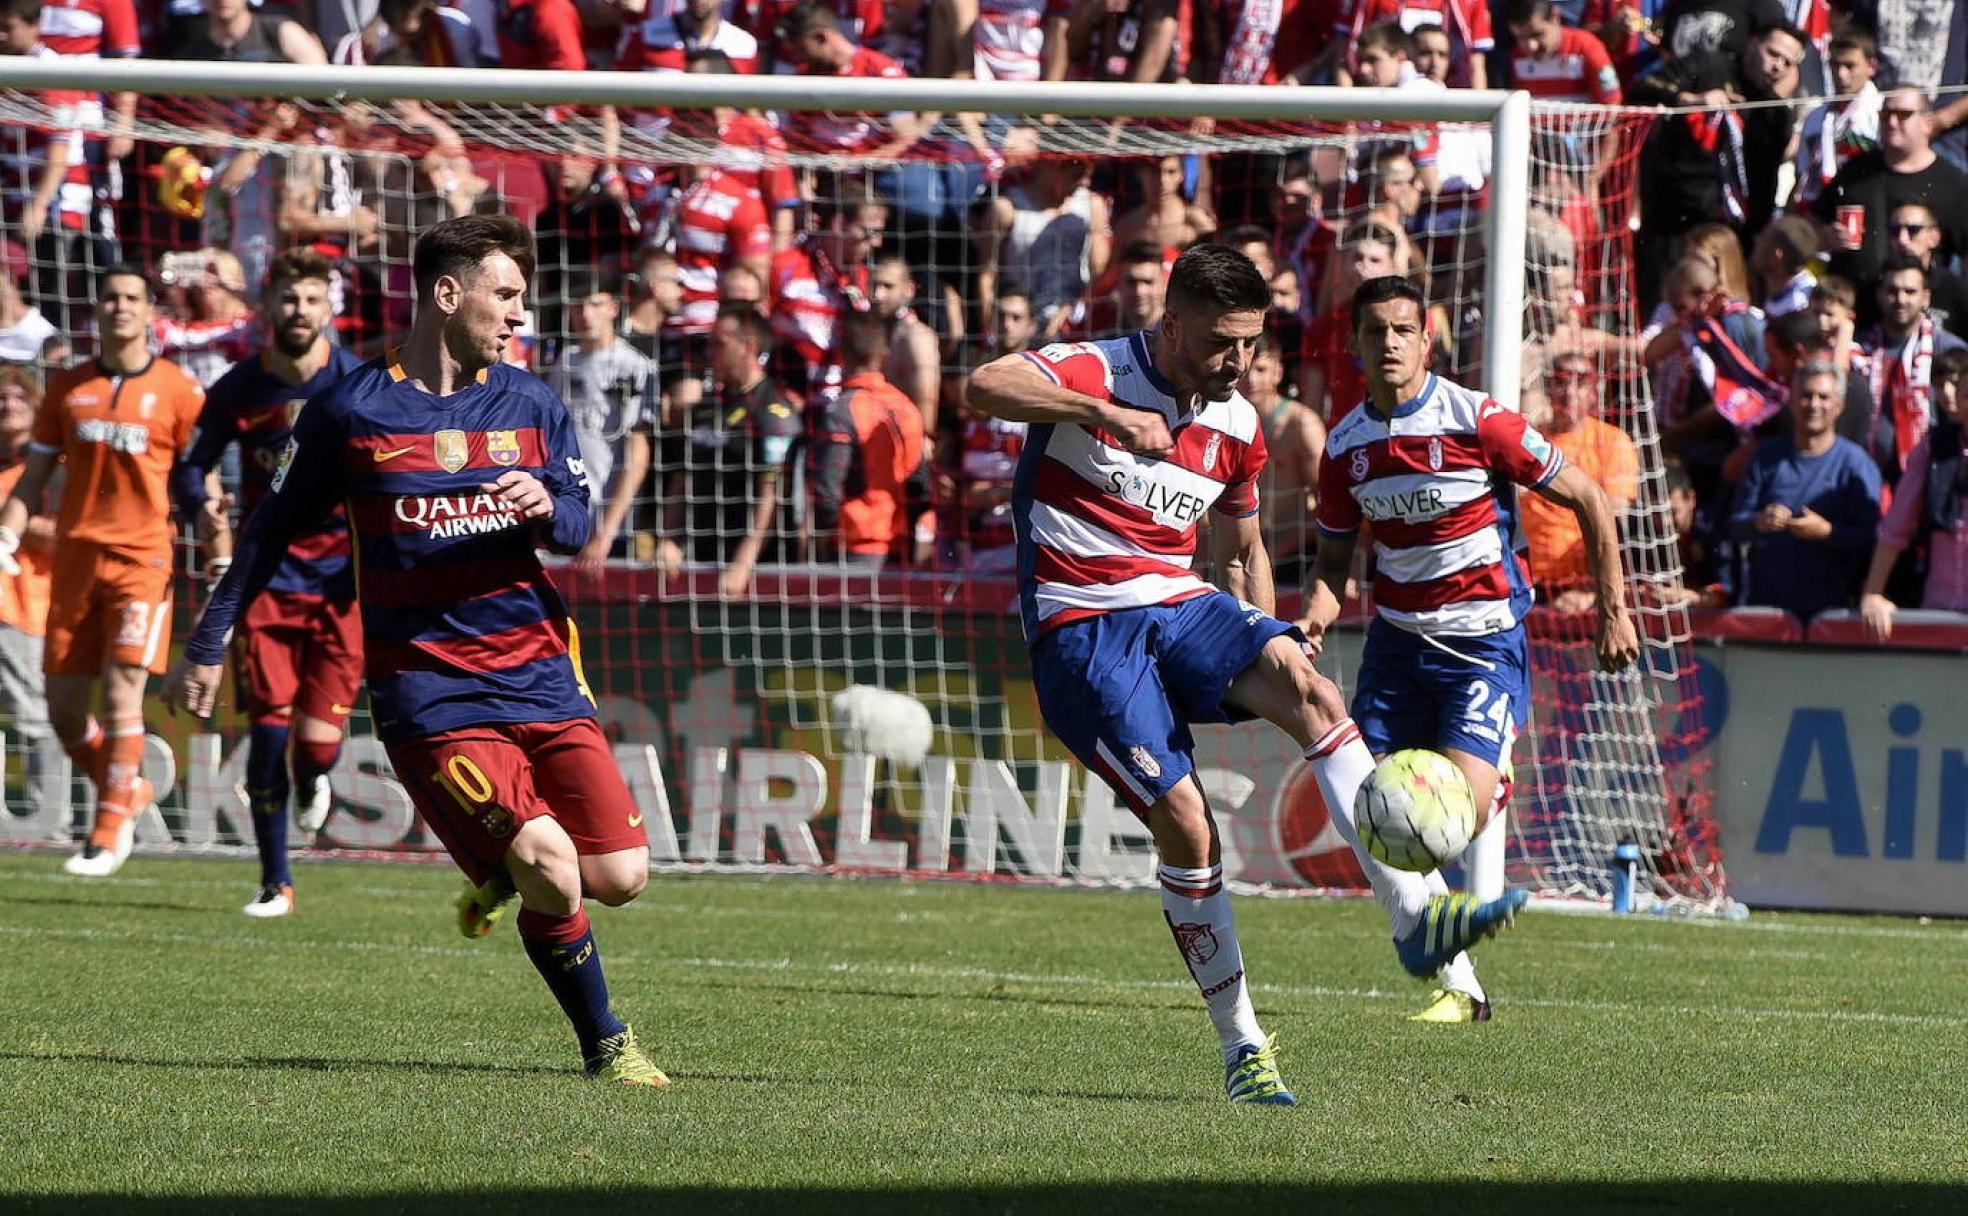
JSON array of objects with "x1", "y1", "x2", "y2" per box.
[
  {"x1": 8, "y1": 59, "x2": 1696, "y2": 904},
  {"x1": 0, "y1": 58, "x2": 1533, "y2": 410}
]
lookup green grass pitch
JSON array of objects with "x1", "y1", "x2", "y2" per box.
[{"x1": 3, "y1": 851, "x2": 1966, "y2": 1215}]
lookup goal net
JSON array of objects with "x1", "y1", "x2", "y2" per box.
[{"x1": 0, "y1": 63, "x2": 1726, "y2": 912}]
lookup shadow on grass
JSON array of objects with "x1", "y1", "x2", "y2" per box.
[
  {"x1": 6, "y1": 1183, "x2": 1966, "y2": 1216},
  {"x1": 1, "y1": 1049, "x2": 1178, "y2": 1103},
  {"x1": 0, "y1": 891, "x2": 218, "y2": 915},
  {"x1": 0, "y1": 1048, "x2": 567, "y2": 1080}
]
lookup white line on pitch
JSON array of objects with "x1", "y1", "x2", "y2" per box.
[{"x1": 1, "y1": 923, "x2": 1961, "y2": 1030}]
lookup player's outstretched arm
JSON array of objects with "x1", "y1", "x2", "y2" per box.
[
  {"x1": 169, "y1": 409, "x2": 344, "y2": 718},
  {"x1": 967, "y1": 352, "x2": 1173, "y2": 458},
  {"x1": 1534, "y1": 464, "x2": 1639, "y2": 672}
]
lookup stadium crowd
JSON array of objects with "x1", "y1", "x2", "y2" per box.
[{"x1": 2, "y1": 0, "x2": 1968, "y2": 648}]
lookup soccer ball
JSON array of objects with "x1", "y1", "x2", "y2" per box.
[{"x1": 1353, "y1": 749, "x2": 1477, "y2": 873}]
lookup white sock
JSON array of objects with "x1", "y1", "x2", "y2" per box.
[
  {"x1": 1463, "y1": 779, "x2": 1510, "y2": 902},
  {"x1": 1159, "y1": 863, "x2": 1263, "y2": 1059},
  {"x1": 1305, "y1": 719, "x2": 1432, "y2": 939}
]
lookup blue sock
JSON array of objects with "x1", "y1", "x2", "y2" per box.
[
  {"x1": 246, "y1": 721, "x2": 292, "y2": 888},
  {"x1": 517, "y1": 906, "x2": 625, "y2": 1061}
]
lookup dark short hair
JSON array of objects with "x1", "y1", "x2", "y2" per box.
[
  {"x1": 1761, "y1": 21, "x2": 1809, "y2": 50},
  {"x1": 266, "y1": 247, "x2": 336, "y2": 295},
  {"x1": 996, "y1": 282, "x2": 1032, "y2": 308},
  {"x1": 1760, "y1": 215, "x2": 1818, "y2": 266},
  {"x1": 1118, "y1": 240, "x2": 1164, "y2": 268},
  {"x1": 715, "y1": 299, "x2": 772, "y2": 349},
  {"x1": 1165, "y1": 244, "x2": 1269, "y2": 316},
  {"x1": 685, "y1": 48, "x2": 738, "y2": 73},
  {"x1": 97, "y1": 263, "x2": 154, "y2": 302},
  {"x1": 776, "y1": 0, "x2": 837, "y2": 44},
  {"x1": 1811, "y1": 274, "x2": 1856, "y2": 311},
  {"x1": 839, "y1": 309, "x2": 891, "y2": 369},
  {"x1": 1350, "y1": 274, "x2": 1426, "y2": 334},
  {"x1": 1878, "y1": 253, "x2": 1930, "y2": 289},
  {"x1": 0, "y1": 0, "x2": 44, "y2": 23},
  {"x1": 1828, "y1": 29, "x2": 1877, "y2": 61},
  {"x1": 561, "y1": 266, "x2": 624, "y2": 302},
  {"x1": 1220, "y1": 223, "x2": 1272, "y2": 252},
  {"x1": 812, "y1": 178, "x2": 886, "y2": 229},
  {"x1": 413, "y1": 213, "x2": 537, "y2": 301},
  {"x1": 1662, "y1": 456, "x2": 1694, "y2": 498},
  {"x1": 1769, "y1": 308, "x2": 1824, "y2": 354},
  {"x1": 1938, "y1": 347, "x2": 1968, "y2": 382},
  {"x1": 1502, "y1": 0, "x2": 1552, "y2": 26},
  {"x1": 1356, "y1": 20, "x2": 1412, "y2": 58}
]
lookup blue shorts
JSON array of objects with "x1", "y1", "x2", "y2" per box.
[
  {"x1": 1352, "y1": 618, "x2": 1530, "y2": 770},
  {"x1": 1032, "y1": 592, "x2": 1295, "y2": 817}
]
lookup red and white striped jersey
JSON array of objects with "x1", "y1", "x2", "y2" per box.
[
  {"x1": 1510, "y1": 26, "x2": 1622, "y2": 105},
  {"x1": 615, "y1": 9, "x2": 758, "y2": 73},
  {"x1": 769, "y1": 242, "x2": 869, "y2": 392},
  {"x1": 1316, "y1": 375, "x2": 1563, "y2": 637},
  {"x1": 6, "y1": 45, "x2": 98, "y2": 231},
  {"x1": 974, "y1": 0, "x2": 1047, "y2": 81},
  {"x1": 1012, "y1": 333, "x2": 1266, "y2": 639},
  {"x1": 38, "y1": 0, "x2": 140, "y2": 58},
  {"x1": 670, "y1": 169, "x2": 772, "y2": 335},
  {"x1": 787, "y1": 46, "x2": 909, "y2": 153},
  {"x1": 716, "y1": 112, "x2": 798, "y2": 213}
]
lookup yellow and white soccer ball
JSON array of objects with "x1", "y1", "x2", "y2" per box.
[{"x1": 1354, "y1": 749, "x2": 1477, "y2": 873}]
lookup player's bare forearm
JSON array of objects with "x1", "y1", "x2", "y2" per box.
[
  {"x1": 968, "y1": 355, "x2": 1173, "y2": 456},
  {"x1": 1540, "y1": 465, "x2": 1639, "y2": 669},
  {"x1": 1306, "y1": 534, "x2": 1354, "y2": 628},
  {"x1": 1215, "y1": 512, "x2": 1275, "y2": 617},
  {"x1": 724, "y1": 477, "x2": 779, "y2": 589},
  {"x1": 598, "y1": 432, "x2": 651, "y2": 548},
  {"x1": 967, "y1": 355, "x2": 1107, "y2": 426}
]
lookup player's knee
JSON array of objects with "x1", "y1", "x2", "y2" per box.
[{"x1": 586, "y1": 857, "x2": 649, "y2": 905}]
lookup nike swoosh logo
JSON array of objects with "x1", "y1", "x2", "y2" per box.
[
  {"x1": 628, "y1": 811, "x2": 644, "y2": 828},
  {"x1": 330, "y1": 703, "x2": 353, "y2": 715},
  {"x1": 372, "y1": 445, "x2": 415, "y2": 463}
]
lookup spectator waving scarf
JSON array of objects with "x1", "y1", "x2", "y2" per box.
[
  {"x1": 1686, "y1": 304, "x2": 1784, "y2": 430},
  {"x1": 1869, "y1": 314, "x2": 1937, "y2": 474}
]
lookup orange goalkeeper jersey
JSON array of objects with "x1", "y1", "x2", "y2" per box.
[{"x1": 33, "y1": 356, "x2": 203, "y2": 561}]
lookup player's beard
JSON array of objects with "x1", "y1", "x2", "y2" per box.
[{"x1": 272, "y1": 321, "x2": 319, "y2": 359}]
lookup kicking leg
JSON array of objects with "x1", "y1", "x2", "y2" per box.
[{"x1": 1228, "y1": 636, "x2": 1527, "y2": 983}]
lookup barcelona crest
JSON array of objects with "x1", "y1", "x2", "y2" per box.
[
  {"x1": 434, "y1": 429, "x2": 468, "y2": 473},
  {"x1": 487, "y1": 429, "x2": 522, "y2": 467}
]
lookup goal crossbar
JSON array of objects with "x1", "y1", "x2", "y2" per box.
[{"x1": 0, "y1": 58, "x2": 1531, "y2": 409}]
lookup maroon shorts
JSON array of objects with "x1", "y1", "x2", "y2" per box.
[
  {"x1": 232, "y1": 590, "x2": 364, "y2": 727},
  {"x1": 387, "y1": 717, "x2": 645, "y2": 886}
]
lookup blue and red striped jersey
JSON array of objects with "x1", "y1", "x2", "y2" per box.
[
  {"x1": 187, "y1": 358, "x2": 598, "y2": 742},
  {"x1": 173, "y1": 346, "x2": 364, "y2": 600}
]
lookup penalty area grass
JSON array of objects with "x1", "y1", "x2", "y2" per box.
[{"x1": 1, "y1": 852, "x2": 1965, "y2": 1214}]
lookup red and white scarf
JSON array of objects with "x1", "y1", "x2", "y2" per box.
[
  {"x1": 1870, "y1": 313, "x2": 1937, "y2": 473},
  {"x1": 1219, "y1": 0, "x2": 1284, "y2": 85}
]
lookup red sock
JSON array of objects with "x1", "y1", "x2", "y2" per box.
[
  {"x1": 60, "y1": 717, "x2": 109, "y2": 787},
  {"x1": 89, "y1": 720, "x2": 147, "y2": 849}
]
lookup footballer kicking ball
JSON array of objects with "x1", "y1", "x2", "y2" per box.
[{"x1": 1354, "y1": 749, "x2": 1477, "y2": 873}]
